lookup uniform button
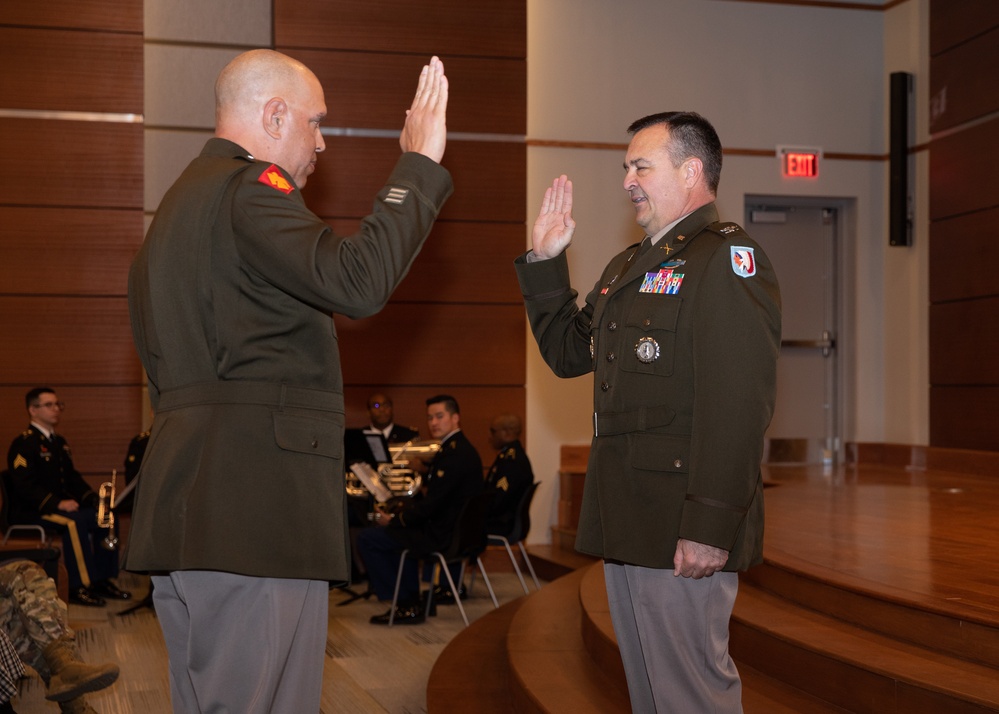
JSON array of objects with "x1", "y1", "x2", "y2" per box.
[
  {"x1": 608, "y1": 321, "x2": 618, "y2": 331},
  {"x1": 606, "y1": 352, "x2": 615, "y2": 362},
  {"x1": 601, "y1": 382, "x2": 610, "y2": 391},
  {"x1": 673, "y1": 459, "x2": 683, "y2": 468},
  {"x1": 643, "y1": 318, "x2": 651, "y2": 327},
  {"x1": 312, "y1": 440, "x2": 319, "y2": 448}
]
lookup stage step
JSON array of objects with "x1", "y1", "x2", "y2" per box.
[{"x1": 732, "y1": 577, "x2": 999, "y2": 713}]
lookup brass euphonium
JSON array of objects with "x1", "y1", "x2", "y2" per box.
[{"x1": 97, "y1": 469, "x2": 118, "y2": 551}]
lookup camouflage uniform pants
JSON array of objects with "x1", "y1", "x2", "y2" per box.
[{"x1": 0, "y1": 559, "x2": 72, "y2": 678}]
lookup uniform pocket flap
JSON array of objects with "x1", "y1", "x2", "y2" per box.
[
  {"x1": 273, "y1": 412, "x2": 343, "y2": 459},
  {"x1": 629, "y1": 433, "x2": 689, "y2": 473}
]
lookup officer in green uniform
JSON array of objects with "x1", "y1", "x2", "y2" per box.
[
  {"x1": 516, "y1": 112, "x2": 781, "y2": 713},
  {"x1": 127, "y1": 50, "x2": 451, "y2": 712}
]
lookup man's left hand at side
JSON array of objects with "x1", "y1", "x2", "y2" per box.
[{"x1": 673, "y1": 538, "x2": 729, "y2": 579}]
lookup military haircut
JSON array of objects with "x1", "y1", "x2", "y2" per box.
[
  {"x1": 425, "y1": 394, "x2": 460, "y2": 415},
  {"x1": 627, "y1": 111, "x2": 723, "y2": 195},
  {"x1": 25, "y1": 387, "x2": 56, "y2": 410}
]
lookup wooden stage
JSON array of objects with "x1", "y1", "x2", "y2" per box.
[{"x1": 429, "y1": 447, "x2": 999, "y2": 713}]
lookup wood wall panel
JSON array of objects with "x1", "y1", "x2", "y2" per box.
[
  {"x1": 930, "y1": 387, "x2": 999, "y2": 452},
  {"x1": 326, "y1": 219, "x2": 525, "y2": 304},
  {"x1": 0, "y1": 1, "x2": 141, "y2": 33},
  {"x1": 929, "y1": 298, "x2": 999, "y2": 385},
  {"x1": 0, "y1": 297, "x2": 141, "y2": 385},
  {"x1": 929, "y1": 25, "x2": 999, "y2": 133},
  {"x1": 0, "y1": 386, "x2": 142, "y2": 477},
  {"x1": 929, "y1": 0, "x2": 999, "y2": 57},
  {"x1": 288, "y1": 49, "x2": 525, "y2": 135},
  {"x1": 304, "y1": 137, "x2": 525, "y2": 223},
  {"x1": 928, "y1": 206, "x2": 999, "y2": 304},
  {"x1": 928, "y1": 116, "x2": 999, "y2": 221},
  {"x1": 0, "y1": 28, "x2": 142, "y2": 113},
  {"x1": 342, "y1": 385, "x2": 526, "y2": 462},
  {"x1": 0, "y1": 119, "x2": 143, "y2": 209},
  {"x1": 0, "y1": 208, "x2": 142, "y2": 296},
  {"x1": 334, "y1": 303, "x2": 525, "y2": 386},
  {"x1": 274, "y1": 0, "x2": 526, "y2": 58}
]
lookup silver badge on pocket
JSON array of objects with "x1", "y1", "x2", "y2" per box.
[{"x1": 635, "y1": 336, "x2": 660, "y2": 363}]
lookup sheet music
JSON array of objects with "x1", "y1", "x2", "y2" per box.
[{"x1": 349, "y1": 462, "x2": 393, "y2": 503}]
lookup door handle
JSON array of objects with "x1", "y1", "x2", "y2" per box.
[{"x1": 781, "y1": 330, "x2": 836, "y2": 357}]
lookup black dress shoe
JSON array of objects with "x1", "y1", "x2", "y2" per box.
[
  {"x1": 93, "y1": 580, "x2": 132, "y2": 600},
  {"x1": 69, "y1": 587, "x2": 106, "y2": 607},
  {"x1": 432, "y1": 584, "x2": 467, "y2": 605},
  {"x1": 369, "y1": 604, "x2": 426, "y2": 625}
]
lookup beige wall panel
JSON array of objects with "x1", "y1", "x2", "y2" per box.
[
  {"x1": 144, "y1": 129, "x2": 214, "y2": 211},
  {"x1": 326, "y1": 219, "x2": 525, "y2": 305},
  {"x1": 334, "y1": 303, "x2": 525, "y2": 386},
  {"x1": 1, "y1": 119, "x2": 142, "y2": 209},
  {"x1": 341, "y1": 385, "x2": 526, "y2": 463},
  {"x1": 144, "y1": 0, "x2": 271, "y2": 44},
  {"x1": 0, "y1": 208, "x2": 142, "y2": 296},
  {"x1": 929, "y1": 206, "x2": 999, "y2": 304},
  {"x1": 0, "y1": 297, "x2": 141, "y2": 385},
  {"x1": 930, "y1": 297, "x2": 999, "y2": 385},
  {"x1": 929, "y1": 115, "x2": 999, "y2": 221},
  {"x1": 274, "y1": 0, "x2": 525, "y2": 58},
  {"x1": 0, "y1": 28, "x2": 142, "y2": 113},
  {"x1": 289, "y1": 50, "x2": 526, "y2": 135},
  {"x1": 145, "y1": 45, "x2": 243, "y2": 129},
  {"x1": 305, "y1": 138, "x2": 525, "y2": 223},
  {"x1": 0, "y1": 386, "x2": 143, "y2": 477},
  {"x1": 929, "y1": 25, "x2": 999, "y2": 133},
  {"x1": 930, "y1": 387, "x2": 999, "y2": 452},
  {"x1": 0, "y1": 0, "x2": 141, "y2": 33},
  {"x1": 930, "y1": 0, "x2": 999, "y2": 56}
]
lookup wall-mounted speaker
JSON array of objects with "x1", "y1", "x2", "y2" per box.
[{"x1": 889, "y1": 71, "x2": 912, "y2": 247}]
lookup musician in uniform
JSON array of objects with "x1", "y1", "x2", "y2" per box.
[
  {"x1": 366, "y1": 392, "x2": 419, "y2": 443},
  {"x1": 516, "y1": 113, "x2": 781, "y2": 713},
  {"x1": 357, "y1": 395, "x2": 482, "y2": 624},
  {"x1": 484, "y1": 413, "x2": 534, "y2": 536},
  {"x1": 4, "y1": 388, "x2": 130, "y2": 608}
]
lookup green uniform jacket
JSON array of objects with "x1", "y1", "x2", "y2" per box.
[
  {"x1": 515, "y1": 203, "x2": 781, "y2": 571},
  {"x1": 127, "y1": 138, "x2": 452, "y2": 581}
]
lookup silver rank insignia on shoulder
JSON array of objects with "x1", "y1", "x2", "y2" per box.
[
  {"x1": 590, "y1": 335, "x2": 595, "y2": 360},
  {"x1": 635, "y1": 336, "x2": 660, "y2": 363},
  {"x1": 719, "y1": 224, "x2": 739, "y2": 235},
  {"x1": 385, "y1": 187, "x2": 409, "y2": 204}
]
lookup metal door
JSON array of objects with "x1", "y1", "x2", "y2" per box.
[{"x1": 745, "y1": 200, "x2": 840, "y2": 464}]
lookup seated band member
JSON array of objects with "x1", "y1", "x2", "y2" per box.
[
  {"x1": 484, "y1": 413, "x2": 534, "y2": 537},
  {"x1": 5, "y1": 388, "x2": 130, "y2": 607},
  {"x1": 366, "y1": 392, "x2": 419, "y2": 444},
  {"x1": 356, "y1": 395, "x2": 482, "y2": 624}
]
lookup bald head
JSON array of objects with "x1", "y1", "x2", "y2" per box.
[
  {"x1": 214, "y1": 49, "x2": 327, "y2": 187},
  {"x1": 489, "y1": 413, "x2": 522, "y2": 450}
]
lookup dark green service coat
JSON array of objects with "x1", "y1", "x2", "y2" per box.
[
  {"x1": 515, "y1": 203, "x2": 781, "y2": 571},
  {"x1": 127, "y1": 138, "x2": 452, "y2": 582}
]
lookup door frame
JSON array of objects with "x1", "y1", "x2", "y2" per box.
[{"x1": 744, "y1": 193, "x2": 857, "y2": 464}]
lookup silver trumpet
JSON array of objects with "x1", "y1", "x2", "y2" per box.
[{"x1": 97, "y1": 469, "x2": 118, "y2": 551}]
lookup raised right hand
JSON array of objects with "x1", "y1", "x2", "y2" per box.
[
  {"x1": 531, "y1": 175, "x2": 576, "y2": 259},
  {"x1": 399, "y1": 56, "x2": 448, "y2": 163}
]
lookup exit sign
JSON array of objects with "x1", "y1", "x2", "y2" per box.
[{"x1": 778, "y1": 146, "x2": 821, "y2": 179}]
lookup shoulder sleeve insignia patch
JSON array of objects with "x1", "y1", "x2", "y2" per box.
[
  {"x1": 730, "y1": 246, "x2": 757, "y2": 278},
  {"x1": 258, "y1": 165, "x2": 295, "y2": 194}
]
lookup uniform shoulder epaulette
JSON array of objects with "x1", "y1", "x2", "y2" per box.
[
  {"x1": 138, "y1": 430, "x2": 151, "y2": 439},
  {"x1": 19, "y1": 429, "x2": 34, "y2": 439},
  {"x1": 705, "y1": 221, "x2": 749, "y2": 240}
]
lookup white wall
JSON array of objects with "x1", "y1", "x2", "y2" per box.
[{"x1": 524, "y1": 0, "x2": 929, "y2": 543}]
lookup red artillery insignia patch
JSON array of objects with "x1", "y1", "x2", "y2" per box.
[{"x1": 258, "y1": 165, "x2": 295, "y2": 194}]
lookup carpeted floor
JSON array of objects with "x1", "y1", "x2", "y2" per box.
[{"x1": 11, "y1": 568, "x2": 535, "y2": 714}]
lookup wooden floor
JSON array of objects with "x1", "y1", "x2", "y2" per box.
[{"x1": 431, "y1": 456, "x2": 999, "y2": 713}]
